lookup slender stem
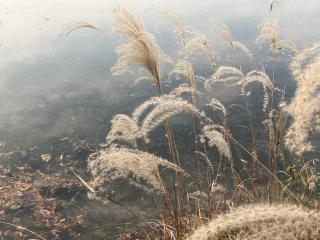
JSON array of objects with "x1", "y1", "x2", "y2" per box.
[
  {"x1": 227, "y1": 134, "x2": 301, "y2": 205},
  {"x1": 0, "y1": 222, "x2": 46, "y2": 240}
]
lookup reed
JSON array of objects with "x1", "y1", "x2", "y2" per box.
[{"x1": 64, "y1": 7, "x2": 320, "y2": 239}]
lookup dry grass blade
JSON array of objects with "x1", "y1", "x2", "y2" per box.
[
  {"x1": 0, "y1": 222, "x2": 47, "y2": 240},
  {"x1": 71, "y1": 169, "x2": 95, "y2": 193},
  {"x1": 61, "y1": 21, "x2": 97, "y2": 36}
]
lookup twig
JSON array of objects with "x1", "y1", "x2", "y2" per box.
[{"x1": 0, "y1": 222, "x2": 46, "y2": 240}]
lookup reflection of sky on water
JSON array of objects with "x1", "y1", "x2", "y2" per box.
[
  {"x1": 1, "y1": 0, "x2": 319, "y2": 67},
  {"x1": 0, "y1": 0, "x2": 320, "y2": 148}
]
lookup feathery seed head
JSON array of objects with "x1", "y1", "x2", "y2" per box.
[
  {"x1": 202, "y1": 124, "x2": 232, "y2": 160},
  {"x1": 207, "y1": 98, "x2": 227, "y2": 118},
  {"x1": 106, "y1": 114, "x2": 140, "y2": 147},
  {"x1": 189, "y1": 204, "x2": 320, "y2": 240},
  {"x1": 112, "y1": 7, "x2": 172, "y2": 90},
  {"x1": 88, "y1": 145, "x2": 186, "y2": 194},
  {"x1": 285, "y1": 50, "x2": 320, "y2": 154},
  {"x1": 256, "y1": 18, "x2": 297, "y2": 54},
  {"x1": 140, "y1": 97, "x2": 202, "y2": 140}
]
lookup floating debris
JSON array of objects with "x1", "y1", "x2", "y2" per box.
[{"x1": 40, "y1": 154, "x2": 52, "y2": 162}]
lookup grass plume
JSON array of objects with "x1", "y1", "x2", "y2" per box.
[
  {"x1": 189, "y1": 204, "x2": 320, "y2": 240},
  {"x1": 284, "y1": 44, "x2": 320, "y2": 154},
  {"x1": 112, "y1": 7, "x2": 172, "y2": 91},
  {"x1": 256, "y1": 18, "x2": 298, "y2": 54},
  {"x1": 88, "y1": 145, "x2": 186, "y2": 194}
]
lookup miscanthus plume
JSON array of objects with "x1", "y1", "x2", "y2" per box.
[
  {"x1": 206, "y1": 66, "x2": 274, "y2": 111},
  {"x1": 106, "y1": 95, "x2": 202, "y2": 145},
  {"x1": 201, "y1": 124, "x2": 231, "y2": 160},
  {"x1": 189, "y1": 204, "x2": 320, "y2": 240},
  {"x1": 88, "y1": 145, "x2": 186, "y2": 193},
  {"x1": 210, "y1": 18, "x2": 253, "y2": 59},
  {"x1": 284, "y1": 43, "x2": 320, "y2": 154},
  {"x1": 112, "y1": 7, "x2": 172, "y2": 90},
  {"x1": 256, "y1": 18, "x2": 298, "y2": 54}
]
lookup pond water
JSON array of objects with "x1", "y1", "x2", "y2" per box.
[{"x1": 1, "y1": 0, "x2": 320, "y2": 148}]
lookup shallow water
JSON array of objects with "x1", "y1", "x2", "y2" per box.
[{"x1": 1, "y1": 0, "x2": 320, "y2": 148}]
